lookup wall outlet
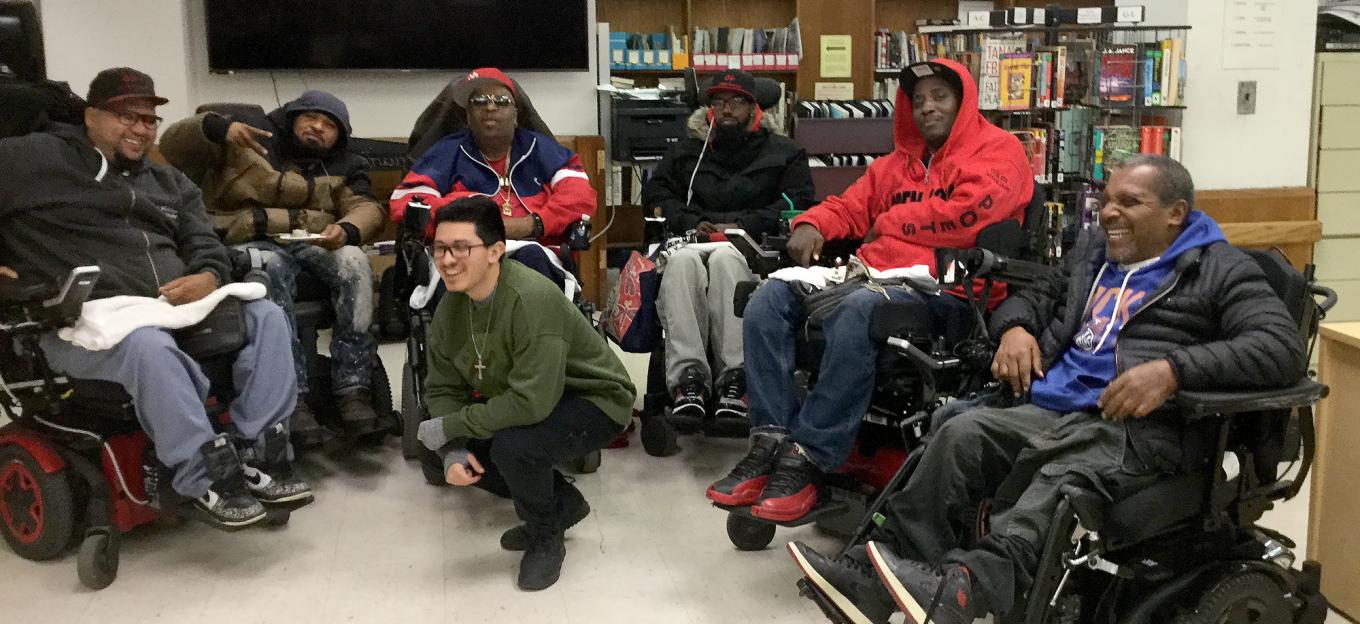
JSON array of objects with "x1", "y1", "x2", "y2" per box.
[{"x1": 1237, "y1": 81, "x2": 1257, "y2": 115}]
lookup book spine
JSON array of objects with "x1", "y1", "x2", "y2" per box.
[
  {"x1": 1140, "y1": 125, "x2": 1154, "y2": 154},
  {"x1": 1092, "y1": 127, "x2": 1106, "y2": 181},
  {"x1": 1152, "y1": 126, "x2": 1166, "y2": 155}
]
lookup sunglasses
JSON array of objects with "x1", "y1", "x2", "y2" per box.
[{"x1": 468, "y1": 94, "x2": 515, "y2": 109}]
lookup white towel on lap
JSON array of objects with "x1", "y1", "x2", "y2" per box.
[
  {"x1": 769, "y1": 258, "x2": 934, "y2": 291},
  {"x1": 56, "y1": 282, "x2": 267, "y2": 351}
]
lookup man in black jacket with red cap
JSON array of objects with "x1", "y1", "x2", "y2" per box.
[{"x1": 643, "y1": 70, "x2": 813, "y2": 428}]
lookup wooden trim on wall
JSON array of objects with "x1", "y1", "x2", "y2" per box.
[{"x1": 1195, "y1": 186, "x2": 1319, "y2": 269}]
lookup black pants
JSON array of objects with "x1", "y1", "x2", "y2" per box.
[
  {"x1": 466, "y1": 395, "x2": 623, "y2": 532},
  {"x1": 875, "y1": 404, "x2": 1185, "y2": 617}
]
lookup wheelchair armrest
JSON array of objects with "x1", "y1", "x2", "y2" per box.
[
  {"x1": 1174, "y1": 379, "x2": 1328, "y2": 419},
  {"x1": 724, "y1": 228, "x2": 783, "y2": 277},
  {"x1": 733, "y1": 280, "x2": 759, "y2": 318}
]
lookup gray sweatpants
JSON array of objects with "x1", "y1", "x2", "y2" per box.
[
  {"x1": 657, "y1": 244, "x2": 752, "y2": 389},
  {"x1": 40, "y1": 300, "x2": 297, "y2": 498}
]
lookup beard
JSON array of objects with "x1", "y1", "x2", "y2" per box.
[{"x1": 711, "y1": 123, "x2": 750, "y2": 151}]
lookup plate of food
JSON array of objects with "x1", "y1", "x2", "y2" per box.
[{"x1": 275, "y1": 229, "x2": 324, "y2": 242}]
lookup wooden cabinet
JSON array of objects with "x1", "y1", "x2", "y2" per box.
[
  {"x1": 1310, "y1": 323, "x2": 1360, "y2": 621},
  {"x1": 1310, "y1": 53, "x2": 1360, "y2": 322}
]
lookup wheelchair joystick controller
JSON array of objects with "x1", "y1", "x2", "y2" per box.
[{"x1": 568, "y1": 215, "x2": 592, "y2": 250}]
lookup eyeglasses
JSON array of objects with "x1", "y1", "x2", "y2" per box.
[
  {"x1": 430, "y1": 242, "x2": 487, "y2": 259},
  {"x1": 710, "y1": 96, "x2": 752, "y2": 110},
  {"x1": 468, "y1": 94, "x2": 515, "y2": 109},
  {"x1": 102, "y1": 108, "x2": 162, "y2": 130}
]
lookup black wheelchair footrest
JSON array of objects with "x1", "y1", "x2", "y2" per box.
[
  {"x1": 713, "y1": 498, "x2": 851, "y2": 529},
  {"x1": 797, "y1": 577, "x2": 855, "y2": 624}
]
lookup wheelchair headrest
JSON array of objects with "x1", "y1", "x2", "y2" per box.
[{"x1": 681, "y1": 68, "x2": 783, "y2": 110}]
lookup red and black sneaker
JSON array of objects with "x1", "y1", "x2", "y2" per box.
[
  {"x1": 751, "y1": 442, "x2": 823, "y2": 522},
  {"x1": 706, "y1": 430, "x2": 783, "y2": 506},
  {"x1": 866, "y1": 541, "x2": 981, "y2": 624},
  {"x1": 712, "y1": 368, "x2": 748, "y2": 421},
  {"x1": 671, "y1": 366, "x2": 709, "y2": 421}
]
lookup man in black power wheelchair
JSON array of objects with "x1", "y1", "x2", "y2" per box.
[
  {"x1": 707, "y1": 59, "x2": 1034, "y2": 522},
  {"x1": 0, "y1": 68, "x2": 310, "y2": 532},
  {"x1": 788, "y1": 155, "x2": 1330, "y2": 624}
]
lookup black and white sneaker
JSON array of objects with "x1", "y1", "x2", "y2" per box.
[
  {"x1": 243, "y1": 464, "x2": 314, "y2": 507},
  {"x1": 192, "y1": 436, "x2": 266, "y2": 530},
  {"x1": 788, "y1": 541, "x2": 896, "y2": 624},
  {"x1": 671, "y1": 366, "x2": 709, "y2": 420},
  {"x1": 713, "y1": 368, "x2": 748, "y2": 421}
]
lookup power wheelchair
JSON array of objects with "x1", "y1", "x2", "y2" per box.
[
  {"x1": 0, "y1": 260, "x2": 295, "y2": 591},
  {"x1": 797, "y1": 244, "x2": 1337, "y2": 624}
]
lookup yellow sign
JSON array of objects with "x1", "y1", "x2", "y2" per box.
[{"x1": 820, "y1": 34, "x2": 852, "y2": 78}]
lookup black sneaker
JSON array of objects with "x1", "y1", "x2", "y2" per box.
[
  {"x1": 712, "y1": 368, "x2": 748, "y2": 421},
  {"x1": 671, "y1": 366, "x2": 709, "y2": 421},
  {"x1": 706, "y1": 429, "x2": 784, "y2": 506},
  {"x1": 191, "y1": 435, "x2": 266, "y2": 531},
  {"x1": 867, "y1": 541, "x2": 980, "y2": 624},
  {"x1": 788, "y1": 541, "x2": 896, "y2": 624},
  {"x1": 518, "y1": 528, "x2": 567, "y2": 591},
  {"x1": 502, "y1": 476, "x2": 590, "y2": 551}
]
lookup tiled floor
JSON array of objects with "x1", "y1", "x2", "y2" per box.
[{"x1": 0, "y1": 341, "x2": 1350, "y2": 623}]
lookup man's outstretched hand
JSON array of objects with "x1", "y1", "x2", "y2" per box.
[
  {"x1": 226, "y1": 121, "x2": 272, "y2": 157},
  {"x1": 787, "y1": 223, "x2": 825, "y2": 267},
  {"x1": 0, "y1": 266, "x2": 15, "y2": 281},
  {"x1": 1098, "y1": 359, "x2": 1179, "y2": 421}
]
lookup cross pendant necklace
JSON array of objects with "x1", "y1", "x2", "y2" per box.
[{"x1": 467, "y1": 290, "x2": 496, "y2": 381}]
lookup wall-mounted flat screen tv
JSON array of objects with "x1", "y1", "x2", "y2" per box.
[{"x1": 206, "y1": 0, "x2": 590, "y2": 71}]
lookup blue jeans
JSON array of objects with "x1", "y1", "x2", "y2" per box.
[
  {"x1": 743, "y1": 280, "x2": 967, "y2": 471},
  {"x1": 239, "y1": 241, "x2": 376, "y2": 395}
]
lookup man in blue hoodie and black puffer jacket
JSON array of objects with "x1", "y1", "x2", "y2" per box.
[{"x1": 785, "y1": 155, "x2": 1308, "y2": 624}]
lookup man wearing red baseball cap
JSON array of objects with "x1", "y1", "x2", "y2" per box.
[
  {"x1": 641, "y1": 69, "x2": 813, "y2": 437},
  {"x1": 0, "y1": 67, "x2": 311, "y2": 531},
  {"x1": 390, "y1": 67, "x2": 596, "y2": 250}
]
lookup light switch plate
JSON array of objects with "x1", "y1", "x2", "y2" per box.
[{"x1": 1237, "y1": 80, "x2": 1257, "y2": 115}]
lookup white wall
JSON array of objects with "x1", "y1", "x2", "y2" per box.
[
  {"x1": 39, "y1": 0, "x2": 602, "y2": 139},
  {"x1": 1122, "y1": 0, "x2": 1318, "y2": 190}
]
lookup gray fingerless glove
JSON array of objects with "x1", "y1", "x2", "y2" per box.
[
  {"x1": 417, "y1": 417, "x2": 450, "y2": 451},
  {"x1": 440, "y1": 445, "x2": 472, "y2": 474}
]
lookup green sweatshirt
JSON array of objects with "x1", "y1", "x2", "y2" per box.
[{"x1": 426, "y1": 259, "x2": 636, "y2": 443}]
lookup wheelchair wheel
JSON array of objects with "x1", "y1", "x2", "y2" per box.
[
  {"x1": 356, "y1": 358, "x2": 397, "y2": 446},
  {"x1": 77, "y1": 529, "x2": 119, "y2": 590},
  {"x1": 400, "y1": 361, "x2": 424, "y2": 459},
  {"x1": 571, "y1": 450, "x2": 601, "y2": 474},
  {"x1": 0, "y1": 446, "x2": 78, "y2": 561},
  {"x1": 1174, "y1": 571, "x2": 1292, "y2": 624},
  {"x1": 727, "y1": 514, "x2": 776, "y2": 551}
]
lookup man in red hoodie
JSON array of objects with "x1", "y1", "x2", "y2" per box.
[{"x1": 706, "y1": 60, "x2": 1033, "y2": 522}]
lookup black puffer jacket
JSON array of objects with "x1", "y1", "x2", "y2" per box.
[
  {"x1": 989, "y1": 223, "x2": 1307, "y2": 392},
  {"x1": 643, "y1": 109, "x2": 813, "y2": 239}
]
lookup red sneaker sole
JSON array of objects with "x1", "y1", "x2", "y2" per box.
[
  {"x1": 750, "y1": 486, "x2": 818, "y2": 522},
  {"x1": 706, "y1": 475, "x2": 769, "y2": 506}
]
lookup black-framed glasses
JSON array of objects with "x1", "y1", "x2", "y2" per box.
[
  {"x1": 102, "y1": 108, "x2": 162, "y2": 130},
  {"x1": 710, "y1": 95, "x2": 752, "y2": 110},
  {"x1": 430, "y1": 242, "x2": 487, "y2": 259},
  {"x1": 468, "y1": 94, "x2": 515, "y2": 109}
]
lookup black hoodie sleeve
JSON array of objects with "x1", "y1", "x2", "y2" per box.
[
  {"x1": 643, "y1": 144, "x2": 705, "y2": 236},
  {"x1": 168, "y1": 172, "x2": 231, "y2": 284}
]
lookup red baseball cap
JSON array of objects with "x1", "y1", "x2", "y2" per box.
[{"x1": 450, "y1": 67, "x2": 517, "y2": 106}]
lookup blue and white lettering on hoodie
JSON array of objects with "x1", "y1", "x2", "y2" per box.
[{"x1": 1029, "y1": 211, "x2": 1227, "y2": 413}]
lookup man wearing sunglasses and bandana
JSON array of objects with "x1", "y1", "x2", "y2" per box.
[
  {"x1": 0, "y1": 67, "x2": 309, "y2": 530},
  {"x1": 389, "y1": 68, "x2": 597, "y2": 255},
  {"x1": 161, "y1": 88, "x2": 388, "y2": 446}
]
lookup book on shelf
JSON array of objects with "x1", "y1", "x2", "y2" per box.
[
  {"x1": 1137, "y1": 125, "x2": 1183, "y2": 160},
  {"x1": 1141, "y1": 44, "x2": 1162, "y2": 106},
  {"x1": 1000, "y1": 52, "x2": 1032, "y2": 111},
  {"x1": 1035, "y1": 45, "x2": 1067, "y2": 108},
  {"x1": 979, "y1": 36, "x2": 1025, "y2": 110},
  {"x1": 1011, "y1": 127, "x2": 1054, "y2": 183},
  {"x1": 1091, "y1": 125, "x2": 1138, "y2": 181},
  {"x1": 1060, "y1": 38, "x2": 1097, "y2": 106},
  {"x1": 691, "y1": 18, "x2": 801, "y2": 71},
  {"x1": 1098, "y1": 45, "x2": 1138, "y2": 106}
]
